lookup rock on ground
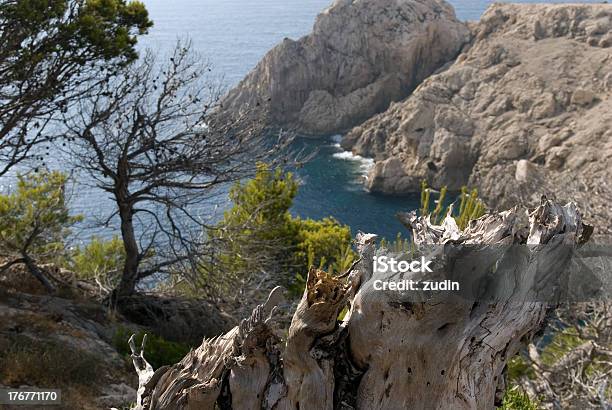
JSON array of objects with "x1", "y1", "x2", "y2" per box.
[
  {"x1": 0, "y1": 268, "x2": 235, "y2": 409},
  {"x1": 219, "y1": 0, "x2": 469, "y2": 135},
  {"x1": 0, "y1": 289, "x2": 136, "y2": 409},
  {"x1": 342, "y1": 3, "x2": 612, "y2": 238}
]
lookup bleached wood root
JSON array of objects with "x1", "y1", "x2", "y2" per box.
[{"x1": 132, "y1": 199, "x2": 591, "y2": 409}]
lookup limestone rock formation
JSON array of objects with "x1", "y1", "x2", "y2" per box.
[
  {"x1": 342, "y1": 4, "x2": 612, "y2": 237},
  {"x1": 219, "y1": 0, "x2": 469, "y2": 135}
]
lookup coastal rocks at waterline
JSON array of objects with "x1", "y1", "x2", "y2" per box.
[
  {"x1": 342, "y1": 3, "x2": 612, "y2": 236},
  {"x1": 219, "y1": 0, "x2": 469, "y2": 135}
]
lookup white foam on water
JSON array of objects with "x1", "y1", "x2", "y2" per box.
[{"x1": 332, "y1": 150, "x2": 375, "y2": 177}]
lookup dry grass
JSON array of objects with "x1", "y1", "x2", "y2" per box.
[
  {"x1": 0, "y1": 335, "x2": 102, "y2": 386},
  {"x1": 0, "y1": 263, "x2": 49, "y2": 296},
  {"x1": 0, "y1": 334, "x2": 106, "y2": 409},
  {"x1": 0, "y1": 259, "x2": 138, "y2": 409},
  {"x1": 5, "y1": 312, "x2": 91, "y2": 341}
]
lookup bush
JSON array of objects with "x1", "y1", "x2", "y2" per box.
[
  {"x1": 70, "y1": 235, "x2": 125, "y2": 287},
  {"x1": 205, "y1": 164, "x2": 355, "y2": 296},
  {"x1": 210, "y1": 163, "x2": 299, "y2": 277},
  {"x1": 0, "y1": 171, "x2": 82, "y2": 290},
  {"x1": 0, "y1": 171, "x2": 81, "y2": 260},
  {"x1": 294, "y1": 217, "x2": 354, "y2": 273},
  {"x1": 499, "y1": 387, "x2": 539, "y2": 410},
  {"x1": 113, "y1": 327, "x2": 191, "y2": 370}
]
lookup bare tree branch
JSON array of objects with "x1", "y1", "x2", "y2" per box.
[{"x1": 63, "y1": 41, "x2": 293, "y2": 300}]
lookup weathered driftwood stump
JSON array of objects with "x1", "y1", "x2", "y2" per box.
[{"x1": 131, "y1": 199, "x2": 592, "y2": 410}]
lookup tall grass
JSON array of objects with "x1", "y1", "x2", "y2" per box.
[{"x1": 420, "y1": 181, "x2": 486, "y2": 229}]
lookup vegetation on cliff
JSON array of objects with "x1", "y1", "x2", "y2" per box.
[{"x1": 0, "y1": 171, "x2": 81, "y2": 291}]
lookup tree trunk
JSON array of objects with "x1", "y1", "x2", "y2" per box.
[
  {"x1": 116, "y1": 201, "x2": 141, "y2": 299},
  {"x1": 22, "y1": 253, "x2": 56, "y2": 293},
  {"x1": 130, "y1": 199, "x2": 591, "y2": 409}
]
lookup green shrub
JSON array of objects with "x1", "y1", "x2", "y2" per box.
[
  {"x1": 0, "y1": 171, "x2": 82, "y2": 261},
  {"x1": 294, "y1": 217, "x2": 354, "y2": 274},
  {"x1": 206, "y1": 164, "x2": 354, "y2": 297},
  {"x1": 207, "y1": 163, "x2": 298, "y2": 279},
  {"x1": 113, "y1": 327, "x2": 191, "y2": 370},
  {"x1": 499, "y1": 387, "x2": 539, "y2": 410},
  {"x1": 70, "y1": 236, "x2": 125, "y2": 285}
]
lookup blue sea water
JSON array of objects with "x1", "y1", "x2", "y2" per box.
[{"x1": 7, "y1": 0, "x2": 602, "y2": 241}]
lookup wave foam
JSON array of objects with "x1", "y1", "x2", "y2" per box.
[{"x1": 332, "y1": 150, "x2": 374, "y2": 177}]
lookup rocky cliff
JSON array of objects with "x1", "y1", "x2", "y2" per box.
[
  {"x1": 219, "y1": 0, "x2": 469, "y2": 135},
  {"x1": 342, "y1": 3, "x2": 612, "y2": 237}
]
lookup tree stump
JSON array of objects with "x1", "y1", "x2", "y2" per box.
[{"x1": 131, "y1": 199, "x2": 592, "y2": 409}]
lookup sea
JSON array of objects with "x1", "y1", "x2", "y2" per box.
[{"x1": 3, "y1": 0, "x2": 603, "y2": 241}]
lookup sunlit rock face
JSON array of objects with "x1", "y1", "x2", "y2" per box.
[
  {"x1": 219, "y1": 0, "x2": 470, "y2": 136},
  {"x1": 342, "y1": 3, "x2": 612, "y2": 238}
]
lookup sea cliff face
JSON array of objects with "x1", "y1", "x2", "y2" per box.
[
  {"x1": 342, "y1": 3, "x2": 612, "y2": 236},
  {"x1": 219, "y1": 0, "x2": 469, "y2": 135},
  {"x1": 222, "y1": 1, "x2": 612, "y2": 238}
]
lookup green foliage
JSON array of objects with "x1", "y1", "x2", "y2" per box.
[
  {"x1": 223, "y1": 163, "x2": 298, "y2": 250},
  {"x1": 540, "y1": 328, "x2": 584, "y2": 367},
  {"x1": 69, "y1": 236, "x2": 125, "y2": 285},
  {"x1": 208, "y1": 163, "x2": 299, "y2": 281},
  {"x1": 379, "y1": 232, "x2": 413, "y2": 254},
  {"x1": 0, "y1": 0, "x2": 152, "y2": 177},
  {"x1": 455, "y1": 186, "x2": 487, "y2": 230},
  {"x1": 113, "y1": 327, "x2": 191, "y2": 370},
  {"x1": 420, "y1": 180, "x2": 432, "y2": 217},
  {"x1": 0, "y1": 171, "x2": 82, "y2": 259},
  {"x1": 295, "y1": 217, "x2": 353, "y2": 274},
  {"x1": 207, "y1": 164, "x2": 355, "y2": 297},
  {"x1": 77, "y1": 0, "x2": 152, "y2": 60},
  {"x1": 420, "y1": 181, "x2": 486, "y2": 229},
  {"x1": 499, "y1": 387, "x2": 539, "y2": 410},
  {"x1": 287, "y1": 272, "x2": 308, "y2": 298},
  {"x1": 2, "y1": 0, "x2": 152, "y2": 70},
  {"x1": 506, "y1": 354, "x2": 535, "y2": 382}
]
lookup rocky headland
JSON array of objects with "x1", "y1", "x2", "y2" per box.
[
  {"x1": 222, "y1": 1, "x2": 612, "y2": 239},
  {"x1": 343, "y1": 3, "x2": 612, "y2": 238},
  {"x1": 220, "y1": 0, "x2": 469, "y2": 135}
]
